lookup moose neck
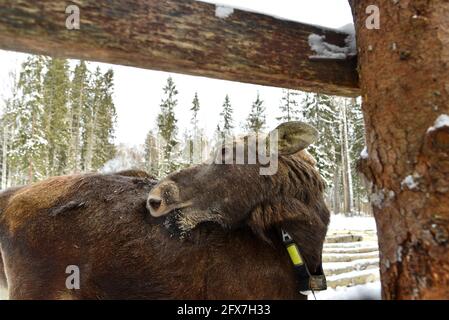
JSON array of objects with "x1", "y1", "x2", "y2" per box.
[{"x1": 277, "y1": 220, "x2": 326, "y2": 274}]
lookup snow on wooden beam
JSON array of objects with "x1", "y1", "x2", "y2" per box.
[{"x1": 0, "y1": 0, "x2": 360, "y2": 96}]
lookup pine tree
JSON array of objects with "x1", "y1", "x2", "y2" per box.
[
  {"x1": 219, "y1": 94, "x2": 234, "y2": 138},
  {"x1": 68, "y1": 61, "x2": 89, "y2": 173},
  {"x1": 157, "y1": 76, "x2": 179, "y2": 175},
  {"x1": 277, "y1": 89, "x2": 301, "y2": 122},
  {"x1": 42, "y1": 57, "x2": 71, "y2": 176},
  {"x1": 245, "y1": 93, "x2": 266, "y2": 134}
]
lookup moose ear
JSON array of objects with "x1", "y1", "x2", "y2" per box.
[{"x1": 272, "y1": 122, "x2": 319, "y2": 155}]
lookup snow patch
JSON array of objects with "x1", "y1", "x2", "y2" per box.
[
  {"x1": 315, "y1": 281, "x2": 381, "y2": 300},
  {"x1": 329, "y1": 215, "x2": 377, "y2": 231},
  {"x1": 326, "y1": 268, "x2": 379, "y2": 282},
  {"x1": 308, "y1": 25, "x2": 357, "y2": 60},
  {"x1": 396, "y1": 246, "x2": 403, "y2": 262},
  {"x1": 324, "y1": 258, "x2": 379, "y2": 272},
  {"x1": 370, "y1": 190, "x2": 385, "y2": 209},
  {"x1": 360, "y1": 147, "x2": 368, "y2": 159},
  {"x1": 338, "y1": 23, "x2": 355, "y2": 35},
  {"x1": 198, "y1": 0, "x2": 341, "y2": 31},
  {"x1": 308, "y1": 34, "x2": 347, "y2": 60},
  {"x1": 427, "y1": 114, "x2": 449, "y2": 133},
  {"x1": 215, "y1": 5, "x2": 234, "y2": 19},
  {"x1": 339, "y1": 23, "x2": 357, "y2": 57},
  {"x1": 370, "y1": 188, "x2": 394, "y2": 208},
  {"x1": 401, "y1": 175, "x2": 419, "y2": 190},
  {"x1": 325, "y1": 241, "x2": 379, "y2": 248}
]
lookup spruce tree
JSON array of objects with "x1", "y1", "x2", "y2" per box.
[
  {"x1": 10, "y1": 55, "x2": 47, "y2": 183},
  {"x1": 68, "y1": 61, "x2": 89, "y2": 173},
  {"x1": 188, "y1": 92, "x2": 207, "y2": 165},
  {"x1": 79, "y1": 67, "x2": 117, "y2": 172},
  {"x1": 301, "y1": 93, "x2": 340, "y2": 187},
  {"x1": 245, "y1": 93, "x2": 266, "y2": 134},
  {"x1": 42, "y1": 57, "x2": 71, "y2": 176},
  {"x1": 219, "y1": 94, "x2": 234, "y2": 138},
  {"x1": 81, "y1": 67, "x2": 102, "y2": 171},
  {"x1": 191, "y1": 92, "x2": 200, "y2": 132},
  {"x1": 92, "y1": 68, "x2": 116, "y2": 170},
  {"x1": 157, "y1": 76, "x2": 179, "y2": 175},
  {"x1": 277, "y1": 89, "x2": 301, "y2": 122}
]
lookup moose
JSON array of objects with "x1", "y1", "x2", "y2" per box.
[{"x1": 0, "y1": 122, "x2": 329, "y2": 300}]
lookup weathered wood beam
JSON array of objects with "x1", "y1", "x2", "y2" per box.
[{"x1": 0, "y1": 0, "x2": 359, "y2": 96}]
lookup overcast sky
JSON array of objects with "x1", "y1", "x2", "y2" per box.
[{"x1": 0, "y1": 0, "x2": 353, "y2": 147}]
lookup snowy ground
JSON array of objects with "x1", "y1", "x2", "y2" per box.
[
  {"x1": 315, "y1": 281, "x2": 380, "y2": 300},
  {"x1": 315, "y1": 214, "x2": 381, "y2": 300},
  {"x1": 329, "y1": 215, "x2": 377, "y2": 231}
]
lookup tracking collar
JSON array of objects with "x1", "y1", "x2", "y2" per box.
[{"x1": 280, "y1": 229, "x2": 327, "y2": 296}]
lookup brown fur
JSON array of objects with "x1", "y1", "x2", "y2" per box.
[
  {"x1": 114, "y1": 170, "x2": 155, "y2": 179},
  {"x1": 0, "y1": 186, "x2": 24, "y2": 289},
  {"x1": 148, "y1": 149, "x2": 329, "y2": 274},
  {"x1": 0, "y1": 173, "x2": 308, "y2": 300},
  {"x1": 0, "y1": 122, "x2": 329, "y2": 300}
]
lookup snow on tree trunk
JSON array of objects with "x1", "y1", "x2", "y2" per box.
[{"x1": 350, "y1": 0, "x2": 449, "y2": 299}]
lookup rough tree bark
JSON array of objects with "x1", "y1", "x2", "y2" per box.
[
  {"x1": 0, "y1": 0, "x2": 359, "y2": 96},
  {"x1": 351, "y1": 0, "x2": 449, "y2": 299}
]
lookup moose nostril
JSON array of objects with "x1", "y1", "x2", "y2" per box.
[{"x1": 148, "y1": 198, "x2": 162, "y2": 211}]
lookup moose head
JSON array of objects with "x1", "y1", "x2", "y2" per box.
[{"x1": 146, "y1": 122, "x2": 329, "y2": 270}]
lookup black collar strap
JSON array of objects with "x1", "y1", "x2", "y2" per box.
[{"x1": 280, "y1": 229, "x2": 327, "y2": 295}]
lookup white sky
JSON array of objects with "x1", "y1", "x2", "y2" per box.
[{"x1": 0, "y1": 0, "x2": 353, "y2": 147}]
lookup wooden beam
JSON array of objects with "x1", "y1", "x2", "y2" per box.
[{"x1": 0, "y1": 0, "x2": 359, "y2": 96}]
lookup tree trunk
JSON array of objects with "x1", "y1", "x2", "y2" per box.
[
  {"x1": 332, "y1": 165, "x2": 341, "y2": 215},
  {"x1": 340, "y1": 99, "x2": 353, "y2": 214},
  {"x1": 351, "y1": 0, "x2": 449, "y2": 299}
]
